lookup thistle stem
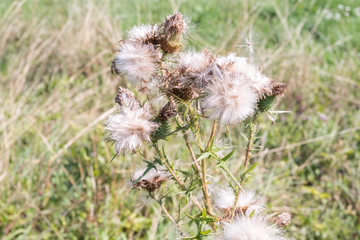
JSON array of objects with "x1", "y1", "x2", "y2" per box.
[
  {"x1": 204, "y1": 120, "x2": 217, "y2": 151},
  {"x1": 150, "y1": 193, "x2": 186, "y2": 237},
  {"x1": 183, "y1": 132, "x2": 202, "y2": 176},
  {"x1": 152, "y1": 143, "x2": 203, "y2": 212},
  {"x1": 230, "y1": 122, "x2": 255, "y2": 219}
]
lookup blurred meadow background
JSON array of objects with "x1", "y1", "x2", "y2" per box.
[{"x1": 0, "y1": 0, "x2": 359, "y2": 239}]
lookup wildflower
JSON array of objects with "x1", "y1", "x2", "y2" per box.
[
  {"x1": 275, "y1": 212, "x2": 291, "y2": 227},
  {"x1": 202, "y1": 74, "x2": 258, "y2": 124},
  {"x1": 112, "y1": 41, "x2": 161, "y2": 85},
  {"x1": 131, "y1": 167, "x2": 169, "y2": 192},
  {"x1": 213, "y1": 188, "x2": 264, "y2": 216},
  {"x1": 221, "y1": 216, "x2": 283, "y2": 240},
  {"x1": 128, "y1": 24, "x2": 158, "y2": 44},
  {"x1": 105, "y1": 87, "x2": 158, "y2": 153}
]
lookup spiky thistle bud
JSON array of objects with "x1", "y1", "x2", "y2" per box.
[
  {"x1": 275, "y1": 212, "x2": 291, "y2": 227},
  {"x1": 131, "y1": 167, "x2": 169, "y2": 192}
]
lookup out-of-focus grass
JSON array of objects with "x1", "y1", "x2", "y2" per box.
[{"x1": 0, "y1": 0, "x2": 359, "y2": 239}]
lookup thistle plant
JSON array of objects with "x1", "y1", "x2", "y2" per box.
[{"x1": 106, "y1": 13, "x2": 289, "y2": 239}]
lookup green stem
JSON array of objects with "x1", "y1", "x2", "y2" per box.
[{"x1": 230, "y1": 121, "x2": 255, "y2": 218}]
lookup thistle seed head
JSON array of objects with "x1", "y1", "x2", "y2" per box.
[
  {"x1": 131, "y1": 167, "x2": 169, "y2": 192},
  {"x1": 115, "y1": 86, "x2": 140, "y2": 109},
  {"x1": 202, "y1": 74, "x2": 258, "y2": 124},
  {"x1": 112, "y1": 41, "x2": 161, "y2": 85},
  {"x1": 158, "y1": 99, "x2": 177, "y2": 122},
  {"x1": 213, "y1": 188, "x2": 264, "y2": 217},
  {"x1": 217, "y1": 54, "x2": 272, "y2": 95},
  {"x1": 163, "y1": 12, "x2": 187, "y2": 37},
  {"x1": 221, "y1": 216, "x2": 284, "y2": 240},
  {"x1": 105, "y1": 88, "x2": 158, "y2": 153},
  {"x1": 275, "y1": 212, "x2": 291, "y2": 227},
  {"x1": 127, "y1": 24, "x2": 159, "y2": 44}
]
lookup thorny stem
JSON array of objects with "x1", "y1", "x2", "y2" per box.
[
  {"x1": 183, "y1": 131, "x2": 202, "y2": 177},
  {"x1": 175, "y1": 116, "x2": 202, "y2": 176},
  {"x1": 150, "y1": 193, "x2": 186, "y2": 237},
  {"x1": 177, "y1": 114, "x2": 217, "y2": 232},
  {"x1": 230, "y1": 121, "x2": 255, "y2": 219},
  {"x1": 153, "y1": 143, "x2": 187, "y2": 191},
  {"x1": 152, "y1": 143, "x2": 203, "y2": 212},
  {"x1": 204, "y1": 120, "x2": 217, "y2": 151}
]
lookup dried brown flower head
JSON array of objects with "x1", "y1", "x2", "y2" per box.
[
  {"x1": 158, "y1": 99, "x2": 177, "y2": 122},
  {"x1": 259, "y1": 81, "x2": 287, "y2": 99},
  {"x1": 275, "y1": 212, "x2": 291, "y2": 226},
  {"x1": 163, "y1": 12, "x2": 186, "y2": 37},
  {"x1": 131, "y1": 168, "x2": 169, "y2": 192}
]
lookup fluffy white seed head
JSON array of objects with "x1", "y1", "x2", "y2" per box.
[
  {"x1": 176, "y1": 51, "x2": 222, "y2": 90},
  {"x1": 202, "y1": 74, "x2": 258, "y2": 124},
  {"x1": 105, "y1": 89, "x2": 158, "y2": 153},
  {"x1": 213, "y1": 188, "x2": 264, "y2": 216},
  {"x1": 128, "y1": 24, "x2": 158, "y2": 43},
  {"x1": 113, "y1": 41, "x2": 161, "y2": 85},
  {"x1": 222, "y1": 216, "x2": 284, "y2": 240},
  {"x1": 178, "y1": 51, "x2": 210, "y2": 71},
  {"x1": 217, "y1": 54, "x2": 271, "y2": 93}
]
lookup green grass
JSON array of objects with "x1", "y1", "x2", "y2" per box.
[{"x1": 0, "y1": 0, "x2": 359, "y2": 239}]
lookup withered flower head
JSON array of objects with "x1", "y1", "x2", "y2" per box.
[
  {"x1": 115, "y1": 86, "x2": 140, "y2": 109},
  {"x1": 105, "y1": 88, "x2": 158, "y2": 153},
  {"x1": 157, "y1": 99, "x2": 177, "y2": 122},
  {"x1": 112, "y1": 41, "x2": 161, "y2": 85},
  {"x1": 275, "y1": 212, "x2": 291, "y2": 227},
  {"x1": 178, "y1": 51, "x2": 221, "y2": 89},
  {"x1": 131, "y1": 167, "x2": 169, "y2": 192},
  {"x1": 127, "y1": 24, "x2": 159, "y2": 44},
  {"x1": 156, "y1": 12, "x2": 187, "y2": 53},
  {"x1": 163, "y1": 12, "x2": 187, "y2": 37}
]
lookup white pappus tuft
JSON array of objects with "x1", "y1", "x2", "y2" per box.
[
  {"x1": 127, "y1": 24, "x2": 158, "y2": 43},
  {"x1": 112, "y1": 41, "x2": 161, "y2": 85},
  {"x1": 177, "y1": 51, "x2": 222, "y2": 89},
  {"x1": 221, "y1": 216, "x2": 284, "y2": 240},
  {"x1": 217, "y1": 54, "x2": 272, "y2": 94},
  {"x1": 202, "y1": 74, "x2": 258, "y2": 124},
  {"x1": 213, "y1": 188, "x2": 264, "y2": 216},
  {"x1": 105, "y1": 88, "x2": 158, "y2": 153}
]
